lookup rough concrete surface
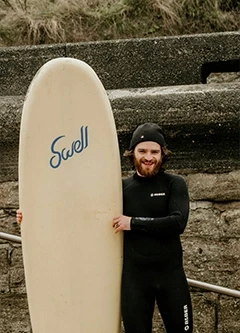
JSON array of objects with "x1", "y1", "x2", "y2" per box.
[
  {"x1": 0, "y1": 82, "x2": 239, "y2": 182},
  {"x1": 0, "y1": 32, "x2": 239, "y2": 95}
]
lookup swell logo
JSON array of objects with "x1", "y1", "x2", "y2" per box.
[{"x1": 50, "y1": 126, "x2": 88, "y2": 169}]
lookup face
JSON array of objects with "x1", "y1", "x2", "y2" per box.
[{"x1": 133, "y1": 141, "x2": 162, "y2": 177}]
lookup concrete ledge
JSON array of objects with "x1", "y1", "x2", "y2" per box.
[
  {"x1": 0, "y1": 45, "x2": 66, "y2": 96},
  {"x1": 111, "y1": 82, "x2": 240, "y2": 173},
  {"x1": 0, "y1": 82, "x2": 239, "y2": 181},
  {"x1": 67, "y1": 32, "x2": 240, "y2": 89},
  {"x1": 0, "y1": 32, "x2": 239, "y2": 95}
]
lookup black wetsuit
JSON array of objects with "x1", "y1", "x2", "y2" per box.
[{"x1": 121, "y1": 171, "x2": 193, "y2": 333}]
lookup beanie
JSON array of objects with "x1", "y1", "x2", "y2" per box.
[{"x1": 129, "y1": 123, "x2": 166, "y2": 150}]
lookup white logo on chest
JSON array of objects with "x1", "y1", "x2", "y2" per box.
[{"x1": 150, "y1": 193, "x2": 166, "y2": 197}]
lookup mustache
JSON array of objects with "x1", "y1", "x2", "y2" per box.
[
  {"x1": 140, "y1": 157, "x2": 157, "y2": 164},
  {"x1": 133, "y1": 156, "x2": 162, "y2": 177},
  {"x1": 141, "y1": 159, "x2": 155, "y2": 163}
]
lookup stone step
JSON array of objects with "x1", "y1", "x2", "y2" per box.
[
  {"x1": 0, "y1": 32, "x2": 239, "y2": 95},
  {"x1": 0, "y1": 82, "x2": 239, "y2": 182}
]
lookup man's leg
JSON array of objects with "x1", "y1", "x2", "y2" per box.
[
  {"x1": 121, "y1": 268, "x2": 155, "y2": 333},
  {"x1": 155, "y1": 266, "x2": 193, "y2": 333}
]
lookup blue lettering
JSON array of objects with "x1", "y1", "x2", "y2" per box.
[
  {"x1": 61, "y1": 147, "x2": 74, "y2": 161},
  {"x1": 50, "y1": 135, "x2": 65, "y2": 169},
  {"x1": 49, "y1": 126, "x2": 88, "y2": 169},
  {"x1": 74, "y1": 140, "x2": 83, "y2": 153},
  {"x1": 83, "y1": 126, "x2": 88, "y2": 149}
]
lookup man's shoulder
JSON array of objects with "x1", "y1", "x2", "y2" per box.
[
  {"x1": 159, "y1": 171, "x2": 186, "y2": 184},
  {"x1": 122, "y1": 174, "x2": 134, "y2": 185},
  {"x1": 122, "y1": 174, "x2": 135, "y2": 191}
]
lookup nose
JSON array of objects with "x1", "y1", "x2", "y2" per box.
[{"x1": 145, "y1": 152, "x2": 153, "y2": 160}]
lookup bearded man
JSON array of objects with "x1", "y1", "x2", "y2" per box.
[{"x1": 113, "y1": 123, "x2": 193, "y2": 333}]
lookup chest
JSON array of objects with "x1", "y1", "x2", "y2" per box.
[{"x1": 123, "y1": 182, "x2": 170, "y2": 217}]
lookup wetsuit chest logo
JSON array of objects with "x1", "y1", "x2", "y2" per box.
[{"x1": 150, "y1": 193, "x2": 166, "y2": 197}]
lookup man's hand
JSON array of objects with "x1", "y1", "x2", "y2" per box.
[
  {"x1": 16, "y1": 210, "x2": 23, "y2": 225},
  {"x1": 112, "y1": 215, "x2": 131, "y2": 233}
]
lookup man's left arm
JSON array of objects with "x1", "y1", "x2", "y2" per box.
[{"x1": 130, "y1": 175, "x2": 189, "y2": 236}]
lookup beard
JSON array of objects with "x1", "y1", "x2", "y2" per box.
[{"x1": 133, "y1": 156, "x2": 162, "y2": 177}]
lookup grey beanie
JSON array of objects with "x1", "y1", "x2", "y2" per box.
[{"x1": 129, "y1": 123, "x2": 166, "y2": 150}]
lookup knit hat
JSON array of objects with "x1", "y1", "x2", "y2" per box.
[{"x1": 129, "y1": 123, "x2": 166, "y2": 150}]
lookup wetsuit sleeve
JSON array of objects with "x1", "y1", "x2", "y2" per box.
[{"x1": 130, "y1": 176, "x2": 189, "y2": 236}]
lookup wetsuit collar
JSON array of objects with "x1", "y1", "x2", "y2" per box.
[{"x1": 133, "y1": 170, "x2": 164, "y2": 182}]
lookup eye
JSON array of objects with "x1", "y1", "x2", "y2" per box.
[{"x1": 152, "y1": 150, "x2": 160, "y2": 154}]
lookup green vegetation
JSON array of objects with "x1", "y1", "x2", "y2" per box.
[{"x1": 0, "y1": 0, "x2": 239, "y2": 46}]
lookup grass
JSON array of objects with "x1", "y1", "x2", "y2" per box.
[{"x1": 0, "y1": 0, "x2": 239, "y2": 46}]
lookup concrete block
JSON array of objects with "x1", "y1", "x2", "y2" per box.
[
  {"x1": 66, "y1": 32, "x2": 240, "y2": 89},
  {"x1": 186, "y1": 201, "x2": 221, "y2": 239},
  {"x1": 0, "y1": 244, "x2": 9, "y2": 293},
  {"x1": 191, "y1": 292, "x2": 217, "y2": 333},
  {"x1": 218, "y1": 297, "x2": 240, "y2": 332},
  {"x1": 0, "y1": 44, "x2": 66, "y2": 96},
  {"x1": 0, "y1": 294, "x2": 31, "y2": 333},
  {"x1": 0, "y1": 207, "x2": 20, "y2": 236},
  {"x1": 187, "y1": 171, "x2": 240, "y2": 202},
  {"x1": 1, "y1": 82, "x2": 239, "y2": 181},
  {"x1": 195, "y1": 200, "x2": 240, "y2": 241},
  {"x1": 0, "y1": 182, "x2": 19, "y2": 208},
  {"x1": 216, "y1": 204, "x2": 240, "y2": 239},
  {"x1": 110, "y1": 83, "x2": 240, "y2": 173},
  {"x1": 0, "y1": 32, "x2": 239, "y2": 95},
  {"x1": 182, "y1": 237, "x2": 240, "y2": 290},
  {"x1": 9, "y1": 246, "x2": 25, "y2": 294}
]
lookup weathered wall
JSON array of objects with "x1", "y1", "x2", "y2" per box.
[
  {"x1": 0, "y1": 32, "x2": 240, "y2": 332},
  {"x1": 1, "y1": 83, "x2": 240, "y2": 182},
  {"x1": 0, "y1": 32, "x2": 239, "y2": 95}
]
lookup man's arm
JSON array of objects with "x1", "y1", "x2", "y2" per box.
[{"x1": 130, "y1": 176, "x2": 189, "y2": 236}]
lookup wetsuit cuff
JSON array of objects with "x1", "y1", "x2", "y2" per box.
[
  {"x1": 130, "y1": 217, "x2": 140, "y2": 230},
  {"x1": 130, "y1": 217, "x2": 133, "y2": 230}
]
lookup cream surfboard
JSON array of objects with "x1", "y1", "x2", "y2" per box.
[{"x1": 19, "y1": 58, "x2": 123, "y2": 333}]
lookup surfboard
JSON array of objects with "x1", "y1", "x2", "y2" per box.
[{"x1": 19, "y1": 58, "x2": 123, "y2": 333}]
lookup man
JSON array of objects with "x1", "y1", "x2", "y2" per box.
[
  {"x1": 112, "y1": 123, "x2": 193, "y2": 333},
  {"x1": 17, "y1": 122, "x2": 193, "y2": 333}
]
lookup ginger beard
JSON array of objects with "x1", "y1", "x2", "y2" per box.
[{"x1": 133, "y1": 155, "x2": 162, "y2": 177}]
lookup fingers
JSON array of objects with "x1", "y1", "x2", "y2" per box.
[
  {"x1": 112, "y1": 216, "x2": 122, "y2": 233},
  {"x1": 16, "y1": 209, "x2": 23, "y2": 225},
  {"x1": 112, "y1": 216, "x2": 120, "y2": 227},
  {"x1": 113, "y1": 215, "x2": 131, "y2": 233}
]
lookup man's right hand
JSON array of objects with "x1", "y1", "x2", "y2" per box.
[{"x1": 16, "y1": 210, "x2": 23, "y2": 225}]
